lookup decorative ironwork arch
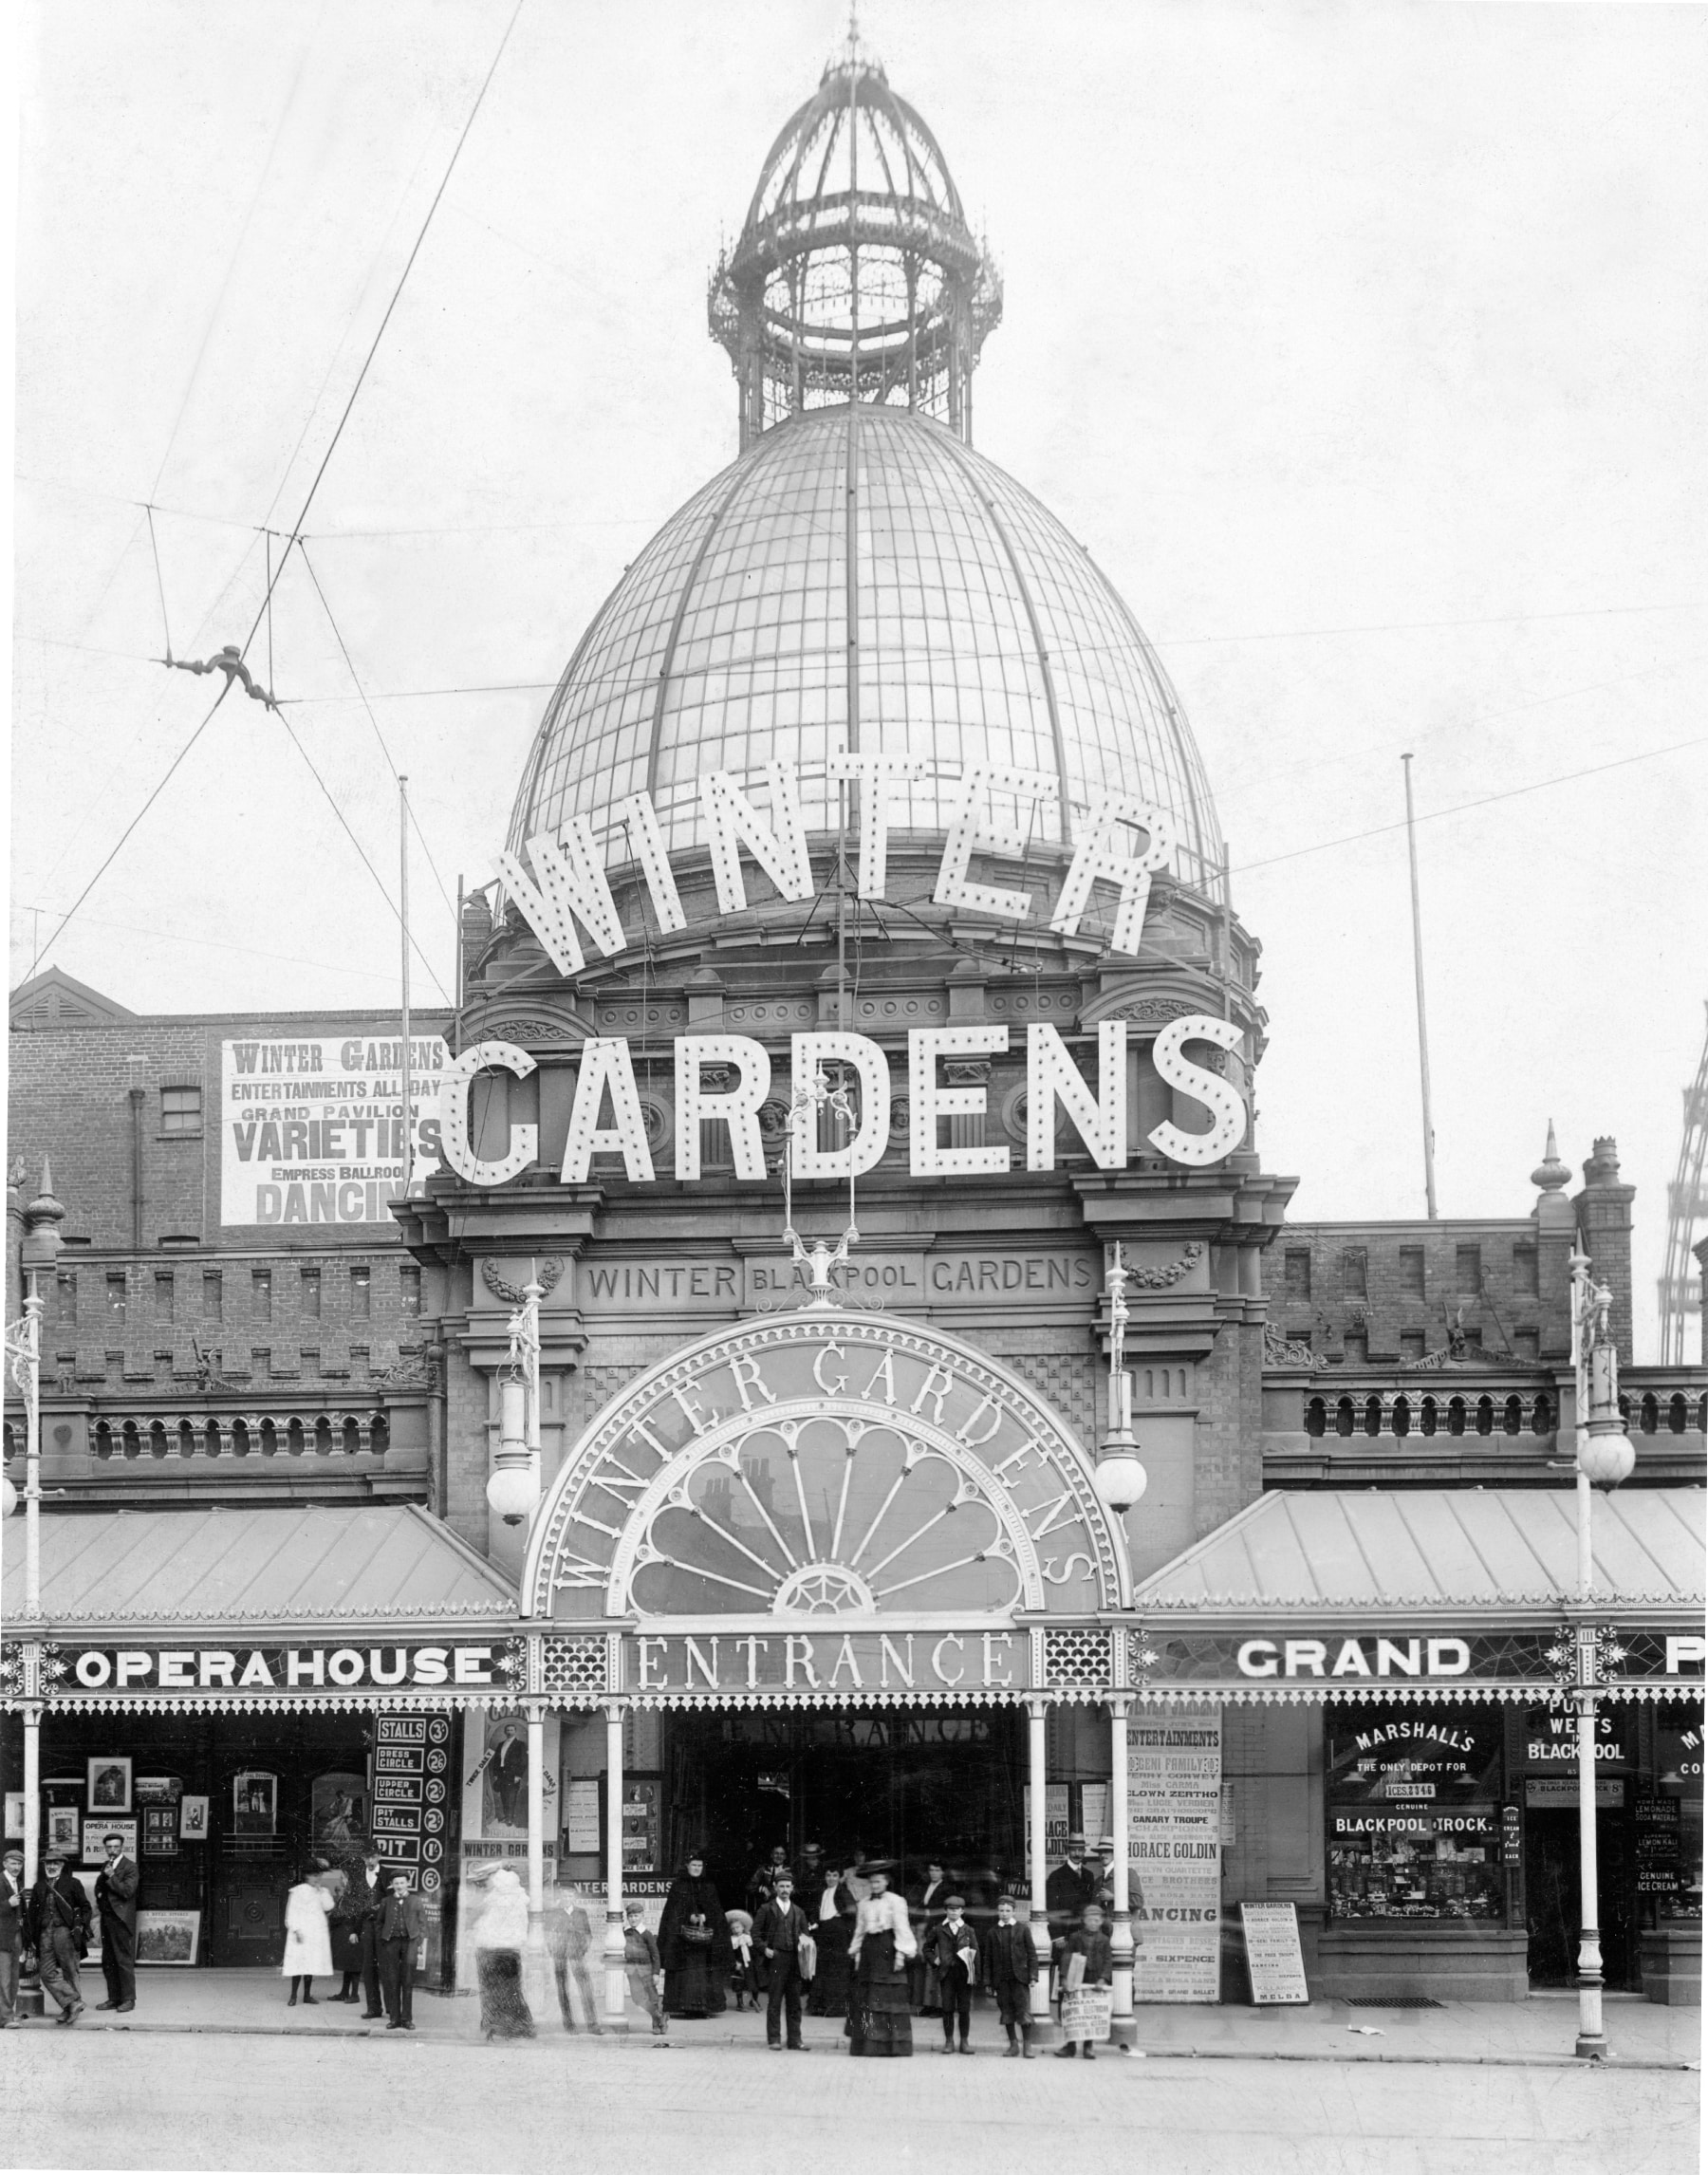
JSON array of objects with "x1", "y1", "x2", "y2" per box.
[{"x1": 524, "y1": 1308, "x2": 1128, "y2": 1621}]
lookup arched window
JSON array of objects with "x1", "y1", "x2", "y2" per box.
[
  {"x1": 1640, "y1": 1394, "x2": 1659, "y2": 1436},
  {"x1": 1475, "y1": 1396, "x2": 1494, "y2": 1439},
  {"x1": 1668, "y1": 1394, "x2": 1689, "y2": 1435},
  {"x1": 1532, "y1": 1395, "x2": 1553, "y2": 1436},
  {"x1": 1448, "y1": 1397, "x2": 1466, "y2": 1438},
  {"x1": 1420, "y1": 1396, "x2": 1439, "y2": 1438},
  {"x1": 1306, "y1": 1397, "x2": 1327, "y2": 1439},
  {"x1": 1335, "y1": 1397, "x2": 1355, "y2": 1440},
  {"x1": 1364, "y1": 1397, "x2": 1383, "y2": 1439},
  {"x1": 1503, "y1": 1396, "x2": 1523, "y2": 1437},
  {"x1": 1392, "y1": 1396, "x2": 1411, "y2": 1439},
  {"x1": 342, "y1": 1417, "x2": 362, "y2": 1456}
]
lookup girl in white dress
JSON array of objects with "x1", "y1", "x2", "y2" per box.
[{"x1": 283, "y1": 1864, "x2": 337, "y2": 2006}]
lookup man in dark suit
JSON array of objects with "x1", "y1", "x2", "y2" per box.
[
  {"x1": 376, "y1": 1870, "x2": 427, "y2": 2031},
  {"x1": 1045, "y1": 1831, "x2": 1099, "y2": 1935},
  {"x1": 981, "y1": 1891, "x2": 1038, "y2": 2057},
  {"x1": 0, "y1": 1846, "x2": 26, "y2": 2027},
  {"x1": 490, "y1": 1725, "x2": 528, "y2": 1830},
  {"x1": 94, "y1": 1832, "x2": 139, "y2": 2012},
  {"x1": 752, "y1": 1872, "x2": 810, "y2": 2051},
  {"x1": 346, "y1": 1850, "x2": 387, "y2": 2018},
  {"x1": 28, "y1": 1851, "x2": 91, "y2": 2024}
]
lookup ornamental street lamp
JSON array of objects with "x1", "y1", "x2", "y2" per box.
[
  {"x1": 1567, "y1": 1242, "x2": 1635, "y2": 2061},
  {"x1": 486, "y1": 1276, "x2": 544, "y2": 1527},
  {"x1": 1096, "y1": 1243, "x2": 1145, "y2": 2052}
]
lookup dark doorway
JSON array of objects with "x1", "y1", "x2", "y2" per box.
[
  {"x1": 660, "y1": 1706, "x2": 1025, "y2": 1909},
  {"x1": 1524, "y1": 1805, "x2": 1638, "y2": 1989}
]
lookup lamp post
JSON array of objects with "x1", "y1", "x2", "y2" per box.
[
  {"x1": 1093, "y1": 1244, "x2": 1146, "y2": 2052},
  {"x1": 1566, "y1": 1242, "x2": 1635, "y2": 2061},
  {"x1": 6, "y1": 1162, "x2": 65, "y2": 2022},
  {"x1": 484, "y1": 1278, "x2": 548, "y2": 2009}
]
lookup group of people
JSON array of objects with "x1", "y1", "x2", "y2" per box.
[
  {"x1": 645, "y1": 1829, "x2": 1134, "y2": 2059},
  {"x1": 0, "y1": 1832, "x2": 138, "y2": 2028},
  {"x1": 280, "y1": 1850, "x2": 427, "y2": 2030},
  {"x1": 465, "y1": 1874, "x2": 668, "y2": 2044}
]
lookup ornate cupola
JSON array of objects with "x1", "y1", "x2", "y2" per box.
[{"x1": 708, "y1": 28, "x2": 1002, "y2": 447}]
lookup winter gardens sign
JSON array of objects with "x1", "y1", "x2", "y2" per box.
[{"x1": 438, "y1": 762, "x2": 1246, "y2": 1189}]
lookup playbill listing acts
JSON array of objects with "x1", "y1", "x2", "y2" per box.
[{"x1": 1128, "y1": 1706, "x2": 1222, "y2": 2001}]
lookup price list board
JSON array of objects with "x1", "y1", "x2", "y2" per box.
[{"x1": 372, "y1": 1715, "x2": 452, "y2": 1895}]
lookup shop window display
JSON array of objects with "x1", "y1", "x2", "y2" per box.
[
  {"x1": 1651, "y1": 1701, "x2": 1704, "y2": 1923},
  {"x1": 1326, "y1": 1702, "x2": 1505, "y2": 1922}
]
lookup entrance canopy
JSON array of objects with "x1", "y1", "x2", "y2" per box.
[
  {"x1": 1126, "y1": 1487, "x2": 1706, "y2": 1706},
  {"x1": 4, "y1": 1504, "x2": 521, "y2": 1713}
]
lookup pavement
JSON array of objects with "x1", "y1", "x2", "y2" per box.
[
  {"x1": 1, "y1": 1997, "x2": 1700, "y2": 2175},
  {"x1": 5, "y1": 1969, "x2": 1700, "y2": 2068}
]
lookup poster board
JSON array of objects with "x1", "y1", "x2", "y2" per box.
[
  {"x1": 219, "y1": 1030, "x2": 448, "y2": 1226},
  {"x1": 564, "y1": 1777, "x2": 602, "y2": 1855},
  {"x1": 1239, "y1": 1903, "x2": 1309, "y2": 2004},
  {"x1": 1025, "y1": 1782, "x2": 1070, "y2": 1864},
  {"x1": 1128, "y1": 1706, "x2": 1222, "y2": 2003},
  {"x1": 1060, "y1": 1986, "x2": 1113, "y2": 2042},
  {"x1": 136, "y1": 1909, "x2": 201, "y2": 1966},
  {"x1": 83, "y1": 1816, "x2": 139, "y2": 1866}
]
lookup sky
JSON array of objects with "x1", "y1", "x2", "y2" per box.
[{"x1": 8, "y1": 0, "x2": 1706, "y2": 1358}]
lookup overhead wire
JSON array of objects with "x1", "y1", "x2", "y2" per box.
[
  {"x1": 28, "y1": 0, "x2": 524, "y2": 979},
  {"x1": 275, "y1": 708, "x2": 453, "y2": 1002},
  {"x1": 297, "y1": 539, "x2": 460, "y2": 921},
  {"x1": 233, "y1": 0, "x2": 527, "y2": 668},
  {"x1": 1231, "y1": 733, "x2": 1708, "y2": 878}
]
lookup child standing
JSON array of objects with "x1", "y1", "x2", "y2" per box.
[
  {"x1": 981, "y1": 1893, "x2": 1037, "y2": 2058},
  {"x1": 1052, "y1": 1903, "x2": 1112, "y2": 2060},
  {"x1": 725, "y1": 1905, "x2": 758, "y2": 2011},
  {"x1": 623, "y1": 1901, "x2": 667, "y2": 2036},
  {"x1": 923, "y1": 1895, "x2": 979, "y2": 2054}
]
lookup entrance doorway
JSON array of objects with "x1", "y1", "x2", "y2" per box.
[
  {"x1": 660, "y1": 1706, "x2": 1025, "y2": 1908},
  {"x1": 1524, "y1": 1804, "x2": 1638, "y2": 1989}
]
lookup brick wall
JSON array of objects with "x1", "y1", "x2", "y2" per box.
[{"x1": 1271, "y1": 1219, "x2": 1552, "y2": 1366}]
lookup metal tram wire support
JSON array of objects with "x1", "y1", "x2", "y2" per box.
[{"x1": 1566, "y1": 1241, "x2": 1636, "y2": 2060}]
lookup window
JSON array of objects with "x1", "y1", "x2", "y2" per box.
[
  {"x1": 1341, "y1": 1247, "x2": 1367, "y2": 1301},
  {"x1": 154, "y1": 1273, "x2": 174, "y2": 1326},
  {"x1": 1399, "y1": 1246, "x2": 1425, "y2": 1298},
  {"x1": 55, "y1": 1272, "x2": 77, "y2": 1328},
  {"x1": 1456, "y1": 1244, "x2": 1482, "y2": 1293},
  {"x1": 1284, "y1": 1249, "x2": 1311, "y2": 1300},
  {"x1": 106, "y1": 1273, "x2": 127, "y2": 1328},
  {"x1": 203, "y1": 1270, "x2": 222, "y2": 1323},
  {"x1": 301, "y1": 1268, "x2": 321, "y2": 1319},
  {"x1": 1327, "y1": 1702, "x2": 1506, "y2": 1924},
  {"x1": 160, "y1": 1086, "x2": 202, "y2": 1136},
  {"x1": 350, "y1": 1267, "x2": 371, "y2": 1319},
  {"x1": 1513, "y1": 1242, "x2": 1538, "y2": 1299},
  {"x1": 252, "y1": 1268, "x2": 272, "y2": 1324},
  {"x1": 399, "y1": 1266, "x2": 421, "y2": 1316}
]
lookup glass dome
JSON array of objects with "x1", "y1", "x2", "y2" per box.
[{"x1": 508, "y1": 403, "x2": 1223, "y2": 893}]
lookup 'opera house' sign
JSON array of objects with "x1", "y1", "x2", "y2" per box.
[{"x1": 450, "y1": 763, "x2": 1248, "y2": 1188}]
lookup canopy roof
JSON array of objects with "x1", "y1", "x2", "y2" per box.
[
  {"x1": 1134, "y1": 1487, "x2": 1706, "y2": 1612},
  {"x1": 4, "y1": 1504, "x2": 515, "y2": 1627}
]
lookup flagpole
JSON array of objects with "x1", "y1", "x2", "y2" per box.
[{"x1": 399, "y1": 776, "x2": 413, "y2": 1196}]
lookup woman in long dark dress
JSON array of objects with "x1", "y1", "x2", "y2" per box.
[
  {"x1": 846, "y1": 1864, "x2": 917, "y2": 2057},
  {"x1": 659, "y1": 1855, "x2": 731, "y2": 2017},
  {"x1": 806, "y1": 1864, "x2": 857, "y2": 2017}
]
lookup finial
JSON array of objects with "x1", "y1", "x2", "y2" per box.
[
  {"x1": 1530, "y1": 1122, "x2": 1569, "y2": 1194},
  {"x1": 25, "y1": 1157, "x2": 65, "y2": 1227}
]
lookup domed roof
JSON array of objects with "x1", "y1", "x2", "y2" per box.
[{"x1": 509, "y1": 403, "x2": 1223, "y2": 893}]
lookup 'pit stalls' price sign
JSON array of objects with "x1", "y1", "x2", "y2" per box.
[{"x1": 372, "y1": 1716, "x2": 452, "y2": 1892}]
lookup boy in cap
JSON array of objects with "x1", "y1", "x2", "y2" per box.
[
  {"x1": 1052, "y1": 1902, "x2": 1113, "y2": 2060},
  {"x1": 622, "y1": 1901, "x2": 667, "y2": 2036},
  {"x1": 923, "y1": 1894, "x2": 979, "y2": 2054},
  {"x1": 29, "y1": 1850, "x2": 91, "y2": 2024},
  {"x1": 981, "y1": 1892, "x2": 1037, "y2": 2057}
]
